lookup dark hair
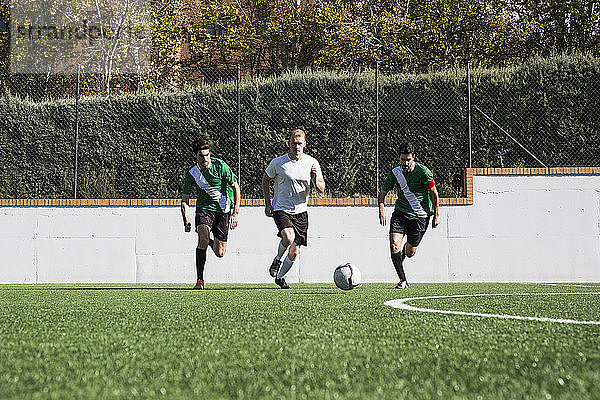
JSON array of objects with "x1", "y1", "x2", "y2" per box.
[
  {"x1": 399, "y1": 142, "x2": 415, "y2": 156},
  {"x1": 192, "y1": 137, "x2": 211, "y2": 154}
]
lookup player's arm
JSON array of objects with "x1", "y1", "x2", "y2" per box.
[
  {"x1": 181, "y1": 194, "x2": 192, "y2": 232},
  {"x1": 428, "y1": 184, "x2": 440, "y2": 228},
  {"x1": 230, "y1": 181, "x2": 241, "y2": 229},
  {"x1": 378, "y1": 171, "x2": 396, "y2": 226},
  {"x1": 377, "y1": 190, "x2": 388, "y2": 226},
  {"x1": 311, "y1": 166, "x2": 325, "y2": 193},
  {"x1": 262, "y1": 172, "x2": 273, "y2": 217},
  {"x1": 311, "y1": 162, "x2": 325, "y2": 193}
]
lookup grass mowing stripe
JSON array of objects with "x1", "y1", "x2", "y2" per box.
[{"x1": 1, "y1": 283, "x2": 599, "y2": 399}]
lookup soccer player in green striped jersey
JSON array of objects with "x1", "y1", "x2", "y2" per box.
[
  {"x1": 377, "y1": 142, "x2": 440, "y2": 289},
  {"x1": 181, "y1": 138, "x2": 241, "y2": 289}
]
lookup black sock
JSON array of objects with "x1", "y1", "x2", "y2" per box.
[
  {"x1": 196, "y1": 248, "x2": 207, "y2": 281},
  {"x1": 208, "y1": 238, "x2": 214, "y2": 248},
  {"x1": 391, "y1": 251, "x2": 406, "y2": 281}
]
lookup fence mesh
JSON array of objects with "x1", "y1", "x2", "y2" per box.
[
  {"x1": 470, "y1": 75, "x2": 600, "y2": 169},
  {"x1": 1, "y1": 65, "x2": 599, "y2": 200}
]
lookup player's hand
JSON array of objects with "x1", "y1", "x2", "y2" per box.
[
  {"x1": 230, "y1": 212, "x2": 239, "y2": 230},
  {"x1": 264, "y1": 202, "x2": 273, "y2": 217},
  {"x1": 432, "y1": 215, "x2": 440, "y2": 228},
  {"x1": 184, "y1": 221, "x2": 192, "y2": 232},
  {"x1": 310, "y1": 165, "x2": 318, "y2": 183},
  {"x1": 379, "y1": 209, "x2": 386, "y2": 226}
]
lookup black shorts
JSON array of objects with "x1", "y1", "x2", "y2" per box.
[
  {"x1": 273, "y1": 210, "x2": 308, "y2": 246},
  {"x1": 389, "y1": 210, "x2": 430, "y2": 247},
  {"x1": 195, "y1": 208, "x2": 231, "y2": 242}
]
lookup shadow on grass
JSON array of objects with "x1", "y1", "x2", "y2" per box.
[
  {"x1": 1, "y1": 284, "x2": 346, "y2": 294},
  {"x1": 1, "y1": 285, "x2": 283, "y2": 291}
]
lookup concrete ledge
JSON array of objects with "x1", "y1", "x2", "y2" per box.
[{"x1": 1, "y1": 168, "x2": 599, "y2": 283}]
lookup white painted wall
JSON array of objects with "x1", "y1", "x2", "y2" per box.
[{"x1": 1, "y1": 174, "x2": 599, "y2": 283}]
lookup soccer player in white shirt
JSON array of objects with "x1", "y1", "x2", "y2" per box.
[{"x1": 262, "y1": 129, "x2": 325, "y2": 289}]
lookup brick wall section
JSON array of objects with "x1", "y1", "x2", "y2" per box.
[{"x1": 2, "y1": 167, "x2": 600, "y2": 207}]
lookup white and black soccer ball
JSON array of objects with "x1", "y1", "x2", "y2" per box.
[{"x1": 333, "y1": 263, "x2": 361, "y2": 290}]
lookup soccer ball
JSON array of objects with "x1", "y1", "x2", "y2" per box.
[{"x1": 333, "y1": 263, "x2": 361, "y2": 290}]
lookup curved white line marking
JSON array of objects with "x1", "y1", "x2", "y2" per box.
[{"x1": 384, "y1": 292, "x2": 600, "y2": 325}]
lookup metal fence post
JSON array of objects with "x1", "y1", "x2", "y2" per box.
[
  {"x1": 375, "y1": 61, "x2": 380, "y2": 194},
  {"x1": 237, "y1": 65, "x2": 241, "y2": 186},
  {"x1": 467, "y1": 60, "x2": 472, "y2": 168},
  {"x1": 74, "y1": 64, "x2": 80, "y2": 199}
]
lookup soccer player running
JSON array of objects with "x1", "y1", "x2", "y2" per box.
[
  {"x1": 262, "y1": 129, "x2": 325, "y2": 289},
  {"x1": 181, "y1": 137, "x2": 241, "y2": 289},
  {"x1": 378, "y1": 142, "x2": 440, "y2": 289}
]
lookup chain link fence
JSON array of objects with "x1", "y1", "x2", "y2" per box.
[
  {"x1": 1, "y1": 62, "x2": 599, "y2": 199},
  {"x1": 470, "y1": 74, "x2": 600, "y2": 170}
]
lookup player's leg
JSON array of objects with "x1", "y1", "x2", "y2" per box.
[
  {"x1": 403, "y1": 242, "x2": 417, "y2": 258},
  {"x1": 389, "y1": 210, "x2": 409, "y2": 288},
  {"x1": 193, "y1": 209, "x2": 217, "y2": 290},
  {"x1": 390, "y1": 232, "x2": 408, "y2": 285},
  {"x1": 275, "y1": 212, "x2": 307, "y2": 289},
  {"x1": 212, "y1": 240, "x2": 226, "y2": 258},
  {"x1": 277, "y1": 240, "x2": 298, "y2": 278},
  {"x1": 280, "y1": 227, "x2": 295, "y2": 247},
  {"x1": 403, "y1": 216, "x2": 431, "y2": 259},
  {"x1": 274, "y1": 228, "x2": 294, "y2": 289},
  {"x1": 194, "y1": 223, "x2": 211, "y2": 289},
  {"x1": 269, "y1": 241, "x2": 288, "y2": 277},
  {"x1": 209, "y1": 212, "x2": 230, "y2": 258},
  {"x1": 394, "y1": 216, "x2": 431, "y2": 289},
  {"x1": 269, "y1": 211, "x2": 295, "y2": 277},
  {"x1": 270, "y1": 241, "x2": 288, "y2": 275}
]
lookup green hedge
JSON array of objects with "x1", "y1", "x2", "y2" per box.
[{"x1": 1, "y1": 54, "x2": 598, "y2": 199}]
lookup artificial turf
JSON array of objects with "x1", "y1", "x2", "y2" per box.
[{"x1": 1, "y1": 282, "x2": 599, "y2": 399}]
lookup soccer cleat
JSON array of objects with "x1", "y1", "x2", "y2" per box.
[
  {"x1": 275, "y1": 277, "x2": 290, "y2": 289},
  {"x1": 193, "y1": 279, "x2": 204, "y2": 290},
  {"x1": 269, "y1": 258, "x2": 282, "y2": 277},
  {"x1": 395, "y1": 280, "x2": 409, "y2": 289}
]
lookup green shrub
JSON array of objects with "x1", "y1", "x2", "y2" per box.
[{"x1": 1, "y1": 54, "x2": 598, "y2": 199}]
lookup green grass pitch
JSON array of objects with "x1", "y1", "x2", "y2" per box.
[{"x1": 1, "y1": 282, "x2": 599, "y2": 399}]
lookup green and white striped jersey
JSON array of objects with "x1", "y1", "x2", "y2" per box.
[
  {"x1": 183, "y1": 157, "x2": 237, "y2": 213},
  {"x1": 382, "y1": 162, "x2": 435, "y2": 218}
]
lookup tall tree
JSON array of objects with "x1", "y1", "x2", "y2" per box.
[
  {"x1": 313, "y1": 0, "x2": 532, "y2": 70},
  {"x1": 508, "y1": 0, "x2": 600, "y2": 56}
]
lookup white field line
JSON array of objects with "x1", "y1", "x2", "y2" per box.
[
  {"x1": 384, "y1": 293, "x2": 600, "y2": 325},
  {"x1": 540, "y1": 283, "x2": 600, "y2": 288}
]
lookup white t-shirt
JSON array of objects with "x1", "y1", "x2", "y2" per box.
[{"x1": 265, "y1": 153, "x2": 323, "y2": 214}]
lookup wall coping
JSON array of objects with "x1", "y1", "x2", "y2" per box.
[{"x1": 2, "y1": 167, "x2": 599, "y2": 207}]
